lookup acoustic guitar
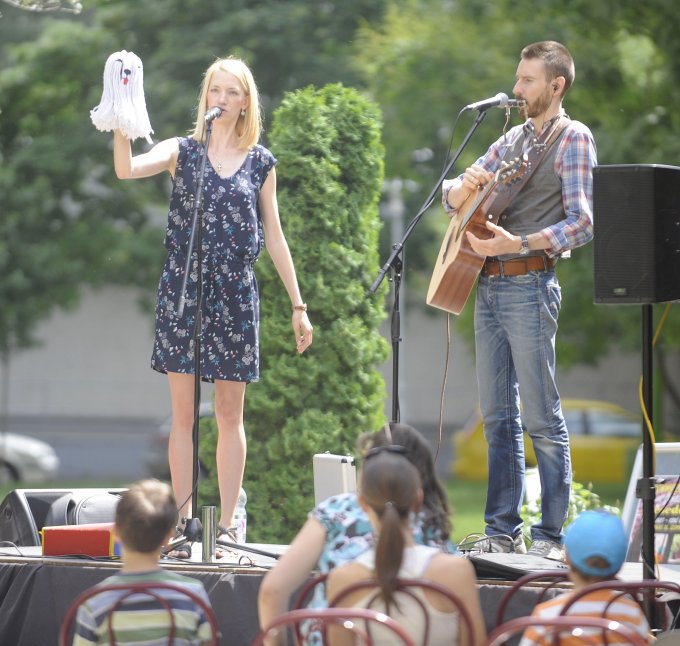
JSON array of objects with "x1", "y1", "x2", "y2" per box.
[{"x1": 426, "y1": 157, "x2": 528, "y2": 315}]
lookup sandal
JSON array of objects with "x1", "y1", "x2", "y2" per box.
[
  {"x1": 165, "y1": 542, "x2": 193, "y2": 559},
  {"x1": 214, "y1": 526, "x2": 238, "y2": 560},
  {"x1": 217, "y1": 525, "x2": 238, "y2": 542},
  {"x1": 162, "y1": 525, "x2": 194, "y2": 560}
]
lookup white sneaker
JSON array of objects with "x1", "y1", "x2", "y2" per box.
[
  {"x1": 484, "y1": 533, "x2": 528, "y2": 554},
  {"x1": 527, "y1": 539, "x2": 564, "y2": 561}
]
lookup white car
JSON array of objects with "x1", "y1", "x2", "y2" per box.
[{"x1": 0, "y1": 432, "x2": 60, "y2": 484}]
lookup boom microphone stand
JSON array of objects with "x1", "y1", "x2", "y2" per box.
[{"x1": 369, "y1": 109, "x2": 490, "y2": 422}]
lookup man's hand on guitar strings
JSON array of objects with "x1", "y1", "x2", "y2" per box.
[
  {"x1": 463, "y1": 164, "x2": 494, "y2": 191},
  {"x1": 466, "y1": 221, "x2": 520, "y2": 257}
]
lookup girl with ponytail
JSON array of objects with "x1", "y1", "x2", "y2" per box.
[{"x1": 327, "y1": 450, "x2": 485, "y2": 646}]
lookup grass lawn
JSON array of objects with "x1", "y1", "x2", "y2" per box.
[{"x1": 445, "y1": 477, "x2": 630, "y2": 545}]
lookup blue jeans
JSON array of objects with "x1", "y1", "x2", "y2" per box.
[{"x1": 474, "y1": 269, "x2": 571, "y2": 543}]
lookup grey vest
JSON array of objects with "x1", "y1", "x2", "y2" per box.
[{"x1": 496, "y1": 121, "x2": 570, "y2": 260}]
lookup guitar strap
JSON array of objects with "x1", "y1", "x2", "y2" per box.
[{"x1": 502, "y1": 115, "x2": 571, "y2": 205}]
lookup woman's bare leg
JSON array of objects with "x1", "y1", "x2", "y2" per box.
[
  {"x1": 167, "y1": 372, "x2": 197, "y2": 523},
  {"x1": 214, "y1": 379, "x2": 247, "y2": 531}
]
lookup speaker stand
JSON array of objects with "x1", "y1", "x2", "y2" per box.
[{"x1": 640, "y1": 304, "x2": 657, "y2": 625}]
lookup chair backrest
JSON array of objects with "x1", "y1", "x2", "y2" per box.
[
  {"x1": 291, "y1": 572, "x2": 331, "y2": 643},
  {"x1": 292, "y1": 572, "x2": 329, "y2": 611},
  {"x1": 251, "y1": 607, "x2": 416, "y2": 646},
  {"x1": 486, "y1": 615, "x2": 649, "y2": 646},
  {"x1": 59, "y1": 581, "x2": 219, "y2": 646},
  {"x1": 328, "y1": 577, "x2": 476, "y2": 646},
  {"x1": 559, "y1": 579, "x2": 680, "y2": 633},
  {"x1": 495, "y1": 570, "x2": 570, "y2": 627}
]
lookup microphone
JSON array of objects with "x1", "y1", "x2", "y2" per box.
[
  {"x1": 204, "y1": 106, "x2": 223, "y2": 123},
  {"x1": 463, "y1": 92, "x2": 509, "y2": 111}
]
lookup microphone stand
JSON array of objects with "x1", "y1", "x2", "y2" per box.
[
  {"x1": 171, "y1": 116, "x2": 217, "y2": 551},
  {"x1": 369, "y1": 109, "x2": 489, "y2": 422}
]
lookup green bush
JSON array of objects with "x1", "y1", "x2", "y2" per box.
[
  {"x1": 199, "y1": 83, "x2": 389, "y2": 543},
  {"x1": 521, "y1": 479, "x2": 621, "y2": 541}
]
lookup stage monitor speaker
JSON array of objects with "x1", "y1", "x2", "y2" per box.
[
  {"x1": 593, "y1": 164, "x2": 680, "y2": 304},
  {"x1": 468, "y1": 552, "x2": 569, "y2": 580},
  {"x1": 0, "y1": 488, "x2": 125, "y2": 547}
]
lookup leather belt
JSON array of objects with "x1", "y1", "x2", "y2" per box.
[{"x1": 481, "y1": 256, "x2": 556, "y2": 277}]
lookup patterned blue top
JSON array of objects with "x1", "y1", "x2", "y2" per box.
[
  {"x1": 151, "y1": 138, "x2": 276, "y2": 382},
  {"x1": 308, "y1": 492, "x2": 454, "y2": 610}
]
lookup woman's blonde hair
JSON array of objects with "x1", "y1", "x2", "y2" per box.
[{"x1": 190, "y1": 56, "x2": 262, "y2": 148}]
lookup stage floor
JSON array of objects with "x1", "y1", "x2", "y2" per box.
[{"x1": 1, "y1": 542, "x2": 678, "y2": 645}]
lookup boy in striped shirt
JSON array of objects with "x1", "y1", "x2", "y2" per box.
[
  {"x1": 72, "y1": 479, "x2": 214, "y2": 645},
  {"x1": 519, "y1": 511, "x2": 649, "y2": 645}
]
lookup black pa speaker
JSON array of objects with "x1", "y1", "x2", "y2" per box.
[
  {"x1": 593, "y1": 164, "x2": 680, "y2": 304},
  {"x1": 0, "y1": 488, "x2": 125, "y2": 547}
]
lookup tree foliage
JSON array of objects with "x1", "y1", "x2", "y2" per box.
[
  {"x1": 0, "y1": 16, "x2": 166, "y2": 359},
  {"x1": 1, "y1": 0, "x2": 680, "y2": 454},
  {"x1": 0, "y1": 0, "x2": 81, "y2": 13},
  {"x1": 199, "y1": 84, "x2": 389, "y2": 543},
  {"x1": 0, "y1": 0, "x2": 388, "y2": 356},
  {"x1": 3, "y1": 0, "x2": 679, "y2": 368}
]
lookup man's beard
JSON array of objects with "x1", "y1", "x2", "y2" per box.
[{"x1": 521, "y1": 87, "x2": 553, "y2": 120}]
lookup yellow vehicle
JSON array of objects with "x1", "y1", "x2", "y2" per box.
[{"x1": 451, "y1": 399, "x2": 642, "y2": 484}]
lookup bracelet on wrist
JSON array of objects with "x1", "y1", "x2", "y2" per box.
[{"x1": 292, "y1": 303, "x2": 307, "y2": 312}]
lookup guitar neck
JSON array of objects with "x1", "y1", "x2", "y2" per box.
[{"x1": 461, "y1": 176, "x2": 499, "y2": 229}]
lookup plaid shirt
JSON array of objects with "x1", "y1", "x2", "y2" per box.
[{"x1": 442, "y1": 114, "x2": 596, "y2": 257}]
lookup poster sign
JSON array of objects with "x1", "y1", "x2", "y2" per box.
[{"x1": 626, "y1": 474, "x2": 680, "y2": 563}]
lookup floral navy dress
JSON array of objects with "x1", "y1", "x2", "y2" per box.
[{"x1": 151, "y1": 137, "x2": 276, "y2": 383}]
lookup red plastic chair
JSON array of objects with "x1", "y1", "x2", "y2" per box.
[
  {"x1": 251, "y1": 607, "x2": 416, "y2": 645},
  {"x1": 494, "y1": 570, "x2": 571, "y2": 627},
  {"x1": 328, "y1": 577, "x2": 476, "y2": 646},
  {"x1": 486, "y1": 615, "x2": 649, "y2": 646},
  {"x1": 59, "y1": 581, "x2": 219, "y2": 646},
  {"x1": 289, "y1": 572, "x2": 331, "y2": 643},
  {"x1": 559, "y1": 579, "x2": 680, "y2": 634}
]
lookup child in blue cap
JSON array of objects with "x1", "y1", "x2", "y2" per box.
[{"x1": 519, "y1": 510, "x2": 650, "y2": 645}]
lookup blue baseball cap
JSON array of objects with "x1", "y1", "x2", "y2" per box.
[{"x1": 564, "y1": 511, "x2": 628, "y2": 577}]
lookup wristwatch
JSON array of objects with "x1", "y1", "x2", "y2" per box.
[{"x1": 519, "y1": 235, "x2": 530, "y2": 256}]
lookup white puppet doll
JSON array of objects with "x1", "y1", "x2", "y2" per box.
[{"x1": 91, "y1": 50, "x2": 153, "y2": 144}]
